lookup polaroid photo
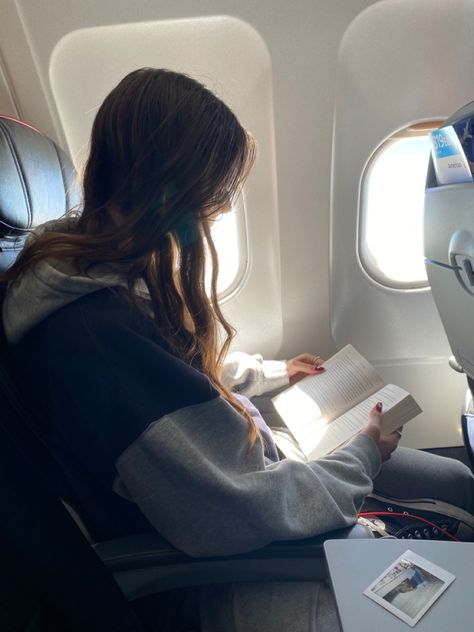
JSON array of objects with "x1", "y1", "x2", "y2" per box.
[{"x1": 363, "y1": 549, "x2": 455, "y2": 627}]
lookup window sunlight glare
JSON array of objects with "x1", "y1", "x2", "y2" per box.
[{"x1": 361, "y1": 134, "x2": 432, "y2": 287}]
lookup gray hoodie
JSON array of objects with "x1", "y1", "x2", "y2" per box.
[
  {"x1": 4, "y1": 221, "x2": 380, "y2": 629},
  {"x1": 3, "y1": 220, "x2": 380, "y2": 556}
]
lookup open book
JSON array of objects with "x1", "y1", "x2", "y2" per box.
[{"x1": 271, "y1": 345, "x2": 422, "y2": 461}]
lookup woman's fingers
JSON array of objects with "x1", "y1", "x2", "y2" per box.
[
  {"x1": 287, "y1": 353, "x2": 325, "y2": 377},
  {"x1": 361, "y1": 402, "x2": 402, "y2": 461},
  {"x1": 297, "y1": 353, "x2": 324, "y2": 367},
  {"x1": 292, "y1": 360, "x2": 324, "y2": 374}
]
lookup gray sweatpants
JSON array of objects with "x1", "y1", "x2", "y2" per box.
[
  {"x1": 200, "y1": 447, "x2": 474, "y2": 632},
  {"x1": 373, "y1": 446, "x2": 474, "y2": 512}
]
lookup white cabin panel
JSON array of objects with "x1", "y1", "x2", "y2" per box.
[
  {"x1": 332, "y1": 0, "x2": 474, "y2": 447},
  {"x1": 0, "y1": 0, "x2": 376, "y2": 360},
  {"x1": 0, "y1": 62, "x2": 18, "y2": 117},
  {"x1": 49, "y1": 16, "x2": 281, "y2": 356}
]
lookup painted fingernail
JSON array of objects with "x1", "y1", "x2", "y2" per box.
[
  {"x1": 375, "y1": 402, "x2": 383, "y2": 412},
  {"x1": 314, "y1": 367, "x2": 325, "y2": 372}
]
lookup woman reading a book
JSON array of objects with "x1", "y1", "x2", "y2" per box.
[{"x1": 2, "y1": 68, "x2": 474, "y2": 632}]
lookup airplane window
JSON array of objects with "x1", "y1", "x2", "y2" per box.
[
  {"x1": 359, "y1": 122, "x2": 443, "y2": 289},
  {"x1": 49, "y1": 17, "x2": 270, "y2": 308},
  {"x1": 207, "y1": 197, "x2": 247, "y2": 299}
]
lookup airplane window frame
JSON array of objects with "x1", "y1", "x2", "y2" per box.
[
  {"x1": 48, "y1": 16, "x2": 275, "y2": 313},
  {"x1": 358, "y1": 121, "x2": 444, "y2": 291}
]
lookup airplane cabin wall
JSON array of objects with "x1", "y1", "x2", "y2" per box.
[
  {"x1": 332, "y1": 0, "x2": 474, "y2": 448},
  {"x1": 0, "y1": 0, "x2": 470, "y2": 448},
  {"x1": 0, "y1": 0, "x2": 373, "y2": 358}
]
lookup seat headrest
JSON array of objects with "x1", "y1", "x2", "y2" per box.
[
  {"x1": 0, "y1": 116, "x2": 80, "y2": 270},
  {"x1": 426, "y1": 101, "x2": 474, "y2": 189}
]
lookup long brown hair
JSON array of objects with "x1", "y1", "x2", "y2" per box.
[{"x1": 2, "y1": 68, "x2": 259, "y2": 443}]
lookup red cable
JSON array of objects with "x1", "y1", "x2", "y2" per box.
[{"x1": 358, "y1": 511, "x2": 460, "y2": 542}]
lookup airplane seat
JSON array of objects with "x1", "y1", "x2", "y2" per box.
[
  {"x1": 0, "y1": 114, "x2": 371, "y2": 630},
  {"x1": 0, "y1": 115, "x2": 80, "y2": 272},
  {"x1": 424, "y1": 102, "x2": 474, "y2": 469},
  {"x1": 0, "y1": 115, "x2": 147, "y2": 630},
  {"x1": 0, "y1": 373, "x2": 147, "y2": 631},
  {"x1": 0, "y1": 115, "x2": 155, "y2": 542}
]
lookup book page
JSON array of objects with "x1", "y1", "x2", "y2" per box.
[
  {"x1": 381, "y1": 390, "x2": 422, "y2": 434},
  {"x1": 301, "y1": 384, "x2": 421, "y2": 461},
  {"x1": 272, "y1": 345, "x2": 384, "y2": 446}
]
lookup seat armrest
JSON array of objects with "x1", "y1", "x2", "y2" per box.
[{"x1": 95, "y1": 524, "x2": 372, "y2": 600}]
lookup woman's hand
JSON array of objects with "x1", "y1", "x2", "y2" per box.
[
  {"x1": 360, "y1": 402, "x2": 402, "y2": 462},
  {"x1": 287, "y1": 353, "x2": 325, "y2": 385}
]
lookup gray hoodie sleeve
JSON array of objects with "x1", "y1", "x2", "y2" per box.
[
  {"x1": 115, "y1": 396, "x2": 381, "y2": 557},
  {"x1": 221, "y1": 351, "x2": 289, "y2": 397}
]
